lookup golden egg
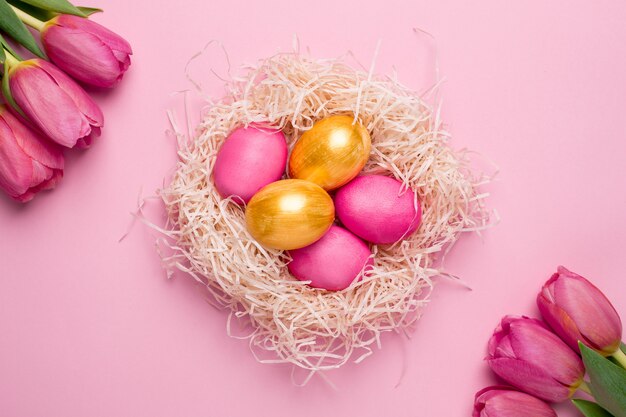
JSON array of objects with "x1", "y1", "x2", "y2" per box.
[
  {"x1": 245, "y1": 179, "x2": 335, "y2": 250},
  {"x1": 288, "y1": 115, "x2": 371, "y2": 191}
]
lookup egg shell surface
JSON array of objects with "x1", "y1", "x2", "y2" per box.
[
  {"x1": 288, "y1": 225, "x2": 373, "y2": 291},
  {"x1": 288, "y1": 115, "x2": 371, "y2": 191},
  {"x1": 213, "y1": 124, "x2": 288, "y2": 204},
  {"x1": 245, "y1": 179, "x2": 335, "y2": 250},
  {"x1": 335, "y1": 175, "x2": 421, "y2": 244}
]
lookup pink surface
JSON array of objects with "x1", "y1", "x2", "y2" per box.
[{"x1": 1, "y1": 1, "x2": 625, "y2": 416}]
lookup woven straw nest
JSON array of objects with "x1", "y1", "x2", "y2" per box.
[{"x1": 159, "y1": 51, "x2": 490, "y2": 379}]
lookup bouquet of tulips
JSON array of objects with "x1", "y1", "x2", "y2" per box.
[
  {"x1": 474, "y1": 267, "x2": 626, "y2": 417},
  {"x1": 0, "y1": 0, "x2": 131, "y2": 202}
]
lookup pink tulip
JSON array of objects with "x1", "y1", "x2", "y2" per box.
[
  {"x1": 538, "y1": 266, "x2": 623, "y2": 356},
  {"x1": 5, "y1": 59, "x2": 104, "y2": 149},
  {"x1": 473, "y1": 387, "x2": 556, "y2": 417},
  {"x1": 41, "y1": 15, "x2": 132, "y2": 88},
  {"x1": 487, "y1": 315, "x2": 584, "y2": 402},
  {"x1": 0, "y1": 105, "x2": 63, "y2": 202}
]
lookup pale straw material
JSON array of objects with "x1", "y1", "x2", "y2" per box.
[{"x1": 159, "y1": 52, "x2": 490, "y2": 376}]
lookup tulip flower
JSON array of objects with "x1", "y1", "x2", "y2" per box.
[
  {"x1": 41, "y1": 15, "x2": 133, "y2": 88},
  {"x1": 487, "y1": 315, "x2": 585, "y2": 402},
  {"x1": 8, "y1": 4, "x2": 132, "y2": 88},
  {"x1": 538, "y1": 266, "x2": 623, "y2": 359},
  {"x1": 0, "y1": 105, "x2": 63, "y2": 202},
  {"x1": 3, "y1": 54, "x2": 104, "y2": 149},
  {"x1": 473, "y1": 387, "x2": 556, "y2": 417}
]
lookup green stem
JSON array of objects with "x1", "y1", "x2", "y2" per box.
[
  {"x1": 9, "y1": 5, "x2": 46, "y2": 31},
  {"x1": 578, "y1": 380, "x2": 592, "y2": 395},
  {"x1": 4, "y1": 50, "x2": 19, "y2": 68},
  {"x1": 612, "y1": 348, "x2": 626, "y2": 369}
]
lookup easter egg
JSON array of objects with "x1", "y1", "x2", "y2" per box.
[
  {"x1": 335, "y1": 175, "x2": 421, "y2": 244},
  {"x1": 288, "y1": 115, "x2": 371, "y2": 191},
  {"x1": 213, "y1": 124, "x2": 288, "y2": 204},
  {"x1": 245, "y1": 179, "x2": 335, "y2": 250},
  {"x1": 288, "y1": 225, "x2": 373, "y2": 291}
]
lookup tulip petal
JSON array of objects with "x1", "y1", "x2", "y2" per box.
[
  {"x1": 37, "y1": 60, "x2": 103, "y2": 127},
  {"x1": 44, "y1": 26, "x2": 126, "y2": 87},
  {"x1": 74, "y1": 126, "x2": 100, "y2": 149},
  {"x1": 475, "y1": 388, "x2": 557, "y2": 417},
  {"x1": 3, "y1": 110, "x2": 64, "y2": 170},
  {"x1": 538, "y1": 291, "x2": 585, "y2": 352},
  {"x1": 508, "y1": 319, "x2": 584, "y2": 387},
  {"x1": 9, "y1": 63, "x2": 88, "y2": 148},
  {"x1": 112, "y1": 49, "x2": 131, "y2": 71},
  {"x1": 488, "y1": 357, "x2": 571, "y2": 402},
  {"x1": 553, "y1": 269, "x2": 622, "y2": 354},
  {"x1": 0, "y1": 116, "x2": 31, "y2": 197},
  {"x1": 491, "y1": 333, "x2": 516, "y2": 359},
  {"x1": 0, "y1": 106, "x2": 64, "y2": 202},
  {"x1": 56, "y1": 14, "x2": 132, "y2": 54}
]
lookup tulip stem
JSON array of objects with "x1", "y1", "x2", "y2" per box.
[
  {"x1": 9, "y1": 5, "x2": 46, "y2": 32},
  {"x1": 613, "y1": 348, "x2": 626, "y2": 369},
  {"x1": 578, "y1": 380, "x2": 592, "y2": 395},
  {"x1": 3, "y1": 50, "x2": 19, "y2": 67}
]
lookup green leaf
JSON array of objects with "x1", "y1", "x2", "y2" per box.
[
  {"x1": 0, "y1": 33, "x2": 7, "y2": 62},
  {"x1": 581, "y1": 342, "x2": 626, "y2": 417},
  {"x1": 0, "y1": 32, "x2": 22, "y2": 61},
  {"x1": 574, "y1": 399, "x2": 616, "y2": 417},
  {"x1": 7, "y1": 0, "x2": 54, "y2": 21},
  {"x1": 0, "y1": 0, "x2": 46, "y2": 58},
  {"x1": 15, "y1": 0, "x2": 87, "y2": 17},
  {"x1": 1, "y1": 61, "x2": 24, "y2": 117},
  {"x1": 77, "y1": 6, "x2": 102, "y2": 15}
]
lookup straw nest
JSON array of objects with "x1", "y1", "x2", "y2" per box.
[{"x1": 159, "y1": 51, "x2": 490, "y2": 377}]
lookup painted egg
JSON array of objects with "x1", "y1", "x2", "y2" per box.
[
  {"x1": 288, "y1": 115, "x2": 371, "y2": 191},
  {"x1": 288, "y1": 225, "x2": 373, "y2": 291},
  {"x1": 335, "y1": 175, "x2": 421, "y2": 244},
  {"x1": 245, "y1": 179, "x2": 335, "y2": 250},
  {"x1": 213, "y1": 124, "x2": 288, "y2": 204}
]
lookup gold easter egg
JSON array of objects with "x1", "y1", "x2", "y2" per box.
[
  {"x1": 288, "y1": 115, "x2": 371, "y2": 191},
  {"x1": 245, "y1": 179, "x2": 335, "y2": 250}
]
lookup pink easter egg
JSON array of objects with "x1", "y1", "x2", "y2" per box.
[
  {"x1": 213, "y1": 124, "x2": 288, "y2": 204},
  {"x1": 335, "y1": 175, "x2": 421, "y2": 244},
  {"x1": 288, "y1": 225, "x2": 373, "y2": 291}
]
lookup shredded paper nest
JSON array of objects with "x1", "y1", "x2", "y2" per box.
[{"x1": 159, "y1": 51, "x2": 490, "y2": 377}]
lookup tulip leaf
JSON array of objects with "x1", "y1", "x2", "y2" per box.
[
  {"x1": 1, "y1": 61, "x2": 23, "y2": 117},
  {"x1": 0, "y1": 0, "x2": 46, "y2": 58},
  {"x1": 580, "y1": 343, "x2": 626, "y2": 417},
  {"x1": 0, "y1": 34, "x2": 6, "y2": 62},
  {"x1": 14, "y1": 0, "x2": 87, "y2": 17},
  {"x1": 6, "y1": 0, "x2": 53, "y2": 21},
  {"x1": 573, "y1": 399, "x2": 616, "y2": 417},
  {"x1": 0, "y1": 33, "x2": 22, "y2": 61},
  {"x1": 77, "y1": 6, "x2": 102, "y2": 15}
]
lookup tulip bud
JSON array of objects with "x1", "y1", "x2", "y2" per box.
[
  {"x1": 4, "y1": 58, "x2": 104, "y2": 149},
  {"x1": 41, "y1": 15, "x2": 132, "y2": 88},
  {"x1": 538, "y1": 266, "x2": 623, "y2": 356},
  {"x1": 0, "y1": 105, "x2": 64, "y2": 202},
  {"x1": 473, "y1": 387, "x2": 556, "y2": 417},
  {"x1": 487, "y1": 315, "x2": 584, "y2": 402}
]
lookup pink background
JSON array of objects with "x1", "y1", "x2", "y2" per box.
[{"x1": 1, "y1": 1, "x2": 626, "y2": 416}]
